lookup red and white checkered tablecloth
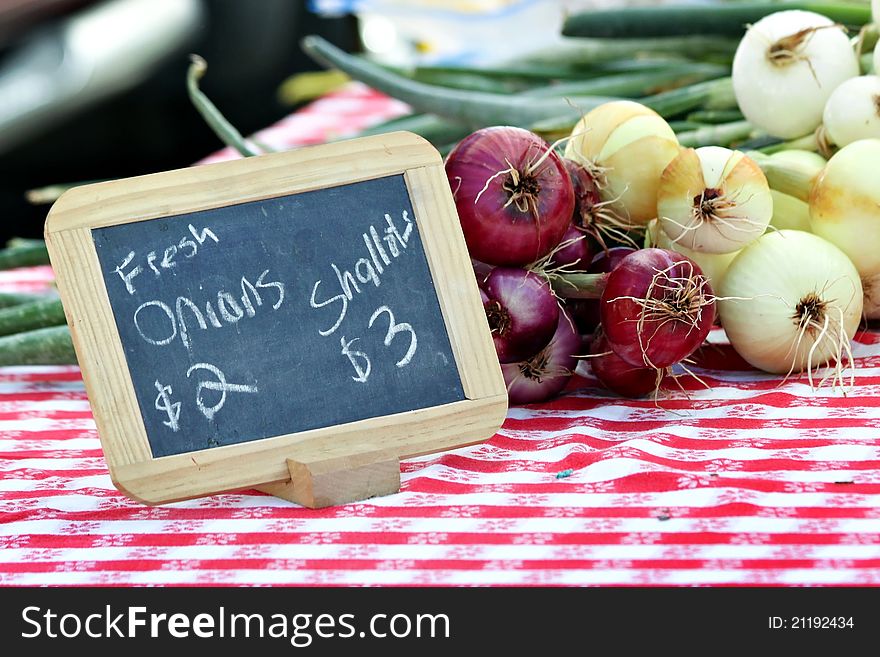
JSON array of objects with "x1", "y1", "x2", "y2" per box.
[{"x1": 2, "y1": 84, "x2": 879, "y2": 586}]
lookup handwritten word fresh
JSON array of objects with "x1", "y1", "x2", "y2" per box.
[
  {"x1": 309, "y1": 211, "x2": 413, "y2": 336},
  {"x1": 134, "y1": 269, "x2": 284, "y2": 349},
  {"x1": 113, "y1": 223, "x2": 219, "y2": 295}
]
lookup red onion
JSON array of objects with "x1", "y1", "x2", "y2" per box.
[
  {"x1": 564, "y1": 157, "x2": 634, "y2": 251},
  {"x1": 502, "y1": 308, "x2": 580, "y2": 404},
  {"x1": 565, "y1": 246, "x2": 637, "y2": 334},
  {"x1": 590, "y1": 329, "x2": 659, "y2": 398},
  {"x1": 547, "y1": 224, "x2": 594, "y2": 271},
  {"x1": 601, "y1": 248, "x2": 715, "y2": 369},
  {"x1": 446, "y1": 126, "x2": 574, "y2": 266},
  {"x1": 483, "y1": 267, "x2": 559, "y2": 363}
]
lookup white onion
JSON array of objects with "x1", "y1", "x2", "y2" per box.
[
  {"x1": 732, "y1": 10, "x2": 859, "y2": 139},
  {"x1": 822, "y1": 75, "x2": 880, "y2": 147},
  {"x1": 769, "y1": 190, "x2": 811, "y2": 232},
  {"x1": 809, "y1": 139, "x2": 880, "y2": 281},
  {"x1": 719, "y1": 230, "x2": 862, "y2": 385},
  {"x1": 657, "y1": 146, "x2": 772, "y2": 254},
  {"x1": 565, "y1": 100, "x2": 680, "y2": 227},
  {"x1": 874, "y1": 44, "x2": 880, "y2": 75}
]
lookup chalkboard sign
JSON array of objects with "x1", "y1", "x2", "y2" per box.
[{"x1": 45, "y1": 132, "x2": 507, "y2": 506}]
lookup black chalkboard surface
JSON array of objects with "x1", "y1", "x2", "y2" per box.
[{"x1": 93, "y1": 175, "x2": 464, "y2": 458}]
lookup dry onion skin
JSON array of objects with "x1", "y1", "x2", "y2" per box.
[
  {"x1": 808, "y1": 139, "x2": 880, "y2": 319},
  {"x1": 822, "y1": 75, "x2": 880, "y2": 148},
  {"x1": 732, "y1": 10, "x2": 859, "y2": 139},
  {"x1": 719, "y1": 230, "x2": 862, "y2": 387},
  {"x1": 657, "y1": 146, "x2": 772, "y2": 255},
  {"x1": 564, "y1": 100, "x2": 680, "y2": 227},
  {"x1": 647, "y1": 219, "x2": 739, "y2": 291}
]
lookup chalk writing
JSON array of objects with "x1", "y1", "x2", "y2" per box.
[
  {"x1": 369, "y1": 305, "x2": 417, "y2": 368},
  {"x1": 310, "y1": 211, "x2": 413, "y2": 337},
  {"x1": 113, "y1": 223, "x2": 219, "y2": 295},
  {"x1": 186, "y1": 363, "x2": 258, "y2": 421},
  {"x1": 154, "y1": 380, "x2": 181, "y2": 432},
  {"x1": 133, "y1": 269, "x2": 284, "y2": 349}
]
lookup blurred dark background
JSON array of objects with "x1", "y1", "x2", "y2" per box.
[{"x1": 0, "y1": 0, "x2": 358, "y2": 243}]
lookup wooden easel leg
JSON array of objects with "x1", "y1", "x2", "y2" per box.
[{"x1": 256, "y1": 450, "x2": 400, "y2": 508}]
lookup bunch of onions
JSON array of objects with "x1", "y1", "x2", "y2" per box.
[
  {"x1": 445, "y1": 126, "x2": 574, "y2": 266},
  {"x1": 564, "y1": 100, "x2": 681, "y2": 226},
  {"x1": 657, "y1": 146, "x2": 773, "y2": 255},
  {"x1": 821, "y1": 76, "x2": 880, "y2": 148},
  {"x1": 719, "y1": 231, "x2": 862, "y2": 387},
  {"x1": 754, "y1": 139, "x2": 880, "y2": 318},
  {"x1": 732, "y1": 10, "x2": 859, "y2": 139}
]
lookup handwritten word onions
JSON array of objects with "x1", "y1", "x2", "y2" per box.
[
  {"x1": 657, "y1": 146, "x2": 772, "y2": 255},
  {"x1": 502, "y1": 308, "x2": 580, "y2": 404},
  {"x1": 600, "y1": 248, "x2": 715, "y2": 369},
  {"x1": 732, "y1": 11, "x2": 859, "y2": 139},
  {"x1": 822, "y1": 76, "x2": 880, "y2": 147},
  {"x1": 719, "y1": 231, "x2": 861, "y2": 385},
  {"x1": 564, "y1": 101, "x2": 680, "y2": 226},
  {"x1": 445, "y1": 126, "x2": 574, "y2": 266},
  {"x1": 482, "y1": 267, "x2": 559, "y2": 363}
]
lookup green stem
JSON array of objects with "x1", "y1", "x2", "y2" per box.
[
  {"x1": 513, "y1": 36, "x2": 740, "y2": 67},
  {"x1": 0, "y1": 298, "x2": 66, "y2": 337},
  {"x1": 187, "y1": 55, "x2": 260, "y2": 158},
  {"x1": 551, "y1": 272, "x2": 608, "y2": 300},
  {"x1": 687, "y1": 109, "x2": 744, "y2": 124},
  {"x1": 522, "y1": 63, "x2": 729, "y2": 99},
  {"x1": 301, "y1": 36, "x2": 618, "y2": 128},
  {"x1": 0, "y1": 291, "x2": 45, "y2": 309},
  {"x1": 677, "y1": 120, "x2": 755, "y2": 148},
  {"x1": 0, "y1": 243, "x2": 50, "y2": 270},
  {"x1": 748, "y1": 151, "x2": 822, "y2": 201},
  {"x1": 25, "y1": 180, "x2": 108, "y2": 205},
  {"x1": 356, "y1": 113, "x2": 470, "y2": 145},
  {"x1": 563, "y1": 2, "x2": 872, "y2": 38},
  {"x1": 0, "y1": 325, "x2": 76, "y2": 366}
]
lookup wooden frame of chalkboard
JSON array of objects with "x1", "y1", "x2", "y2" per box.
[{"x1": 45, "y1": 132, "x2": 507, "y2": 506}]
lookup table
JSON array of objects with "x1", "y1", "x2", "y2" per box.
[{"x1": 2, "y1": 85, "x2": 879, "y2": 586}]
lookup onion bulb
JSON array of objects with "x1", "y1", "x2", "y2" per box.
[
  {"x1": 875, "y1": 45, "x2": 880, "y2": 76},
  {"x1": 809, "y1": 139, "x2": 880, "y2": 319},
  {"x1": 564, "y1": 100, "x2": 680, "y2": 227},
  {"x1": 601, "y1": 248, "x2": 715, "y2": 369},
  {"x1": 482, "y1": 267, "x2": 559, "y2": 363},
  {"x1": 501, "y1": 308, "x2": 580, "y2": 404},
  {"x1": 732, "y1": 10, "x2": 859, "y2": 139},
  {"x1": 769, "y1": 190, "x2": 811, "y2": 232},
  {"x1": 822, "y1": 75, "x2": 880, "y2": 148},
  {"x1": 719, "y1": 230, "x2": 862, "y2": 385},
  {"x1": 589, "y1": 328, "x2": 659, "y2": 398},
  {"x1": 445, "y1": 126, "x2": 574, "y2": 266},
  {"x1": 647, "y1": 219, "x2": 739, "y2": 290},
  {"x1": 657, "y1": 146, "x2": 772, "y2": 254}
]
